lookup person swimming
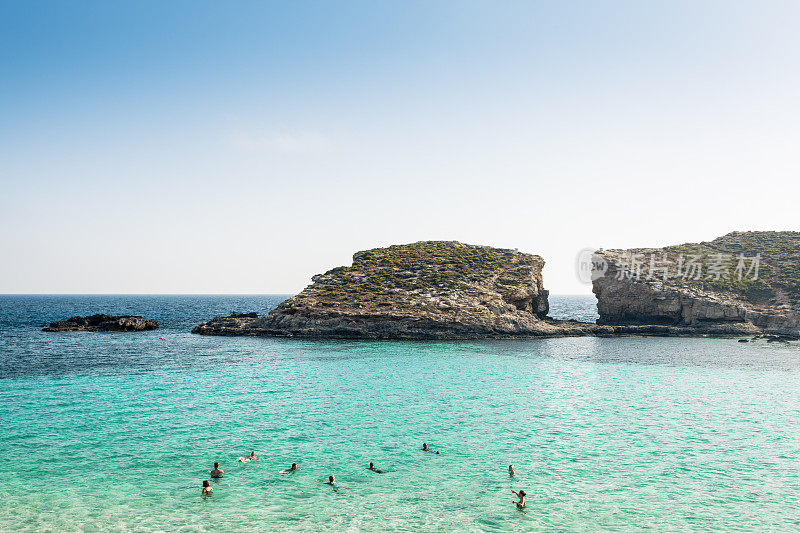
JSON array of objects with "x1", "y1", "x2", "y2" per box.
[
  {"x1": 324, "y1": 475, "x2": 339, "y2": 488},
  {"x1": 421, "y1": 442, "x2": 440, "y2": 454},
  {"x1": 280, "y1": 463, "x2": 298, "y2": 473},
  {"x1": 210, "y1": 462, "x2": 225, "y2": 478},
  {"x1": 238, "y1": 451, "x2": 257, "y2": 462},
  {"x1": 508, "y1": 464, "x2": 515, "y2": 477},
  {"x1": 202, "y1": 480, "x2": 213, "y2": 497},
  {"x1": 368, "y1": 462, "x2": 384, "y2": 473},
  {"x1": 512, "y1": 490, "x2": 526, "y2": 509}
]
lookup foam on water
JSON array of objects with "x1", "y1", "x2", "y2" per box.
[{"x1": 0, "y1": 295, "x2": 799, "y2": 531}]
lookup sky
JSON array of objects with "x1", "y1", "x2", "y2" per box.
[{"x1": 1, "y1": 0, "x2": 799, "y2": 294}]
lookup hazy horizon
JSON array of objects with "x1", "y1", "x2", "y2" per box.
[{"x1": 2, "y1": 1, "x2": 799, "y2": 295}]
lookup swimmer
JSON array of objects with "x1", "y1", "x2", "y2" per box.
[
  {"x1": 238, "y1": 451, "x2": 257, "y2": 462},
  {"x1": 508, "y1": 464, "x2": 515, "y2": 477},
  {"x1": 421, "y1": 442, "x2": 440, "y2": 454},
  {"x1": 512, "y1": 490, "x2": 526, "y2": 509},
  {"x1": 202, "y1": 480, "x2": 213, "y2": 497},
  {"x1": 323, "y1": 475, "x2": 339, "y2": 488},
  {"x1": 368, "y1": 462, "x2": 384, "y2": 473},
  {"x1": 280, "y1": 463, "x2": 298, "y2": 474},
  {"x1": 210, "y1": 462, "x2": 225, "y2": 478}
]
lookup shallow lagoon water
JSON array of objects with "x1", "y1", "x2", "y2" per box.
[{"x1": 1, "y1": 295, "x2": 799, "y2": 531}]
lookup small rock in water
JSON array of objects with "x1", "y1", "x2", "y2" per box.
[{"x1": 43, "y1": 314, "x2": 159, "y2": 332}]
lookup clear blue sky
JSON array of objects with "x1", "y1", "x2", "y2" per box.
[{"x1": 2, "y1": 1, "x2": 799, "y2": 293}]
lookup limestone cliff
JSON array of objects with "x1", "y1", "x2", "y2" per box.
[
  {"x1": 194, "y1": 241, "x2": 600, "y2": 339},
  {"x1": 593, "y1": 231, "x2": 800, "y2": 337}
]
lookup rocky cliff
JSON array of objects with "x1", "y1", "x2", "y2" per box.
[
  {"x1": 193, "y1": 241, "x2": 601, "y2": 339},
  {"x1": 43, "y1": 314, "x2": 160, "y2": 332},
  {"x1": 593, "y1": 231, "x2": 800, "y2": 337}
]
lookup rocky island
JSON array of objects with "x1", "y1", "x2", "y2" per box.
[
  {"x1": 43, "y1": 314, "x2": 160, "y2": 332},
  {"x1": 593, "y1": 231, "x2": 800, "y2": 338},
  {"x1": 193, "y1": 233, "x2": 799, "y2": 340},
  {"x1": 193, "y1": 241, "x2": 602, "y2": 339}
]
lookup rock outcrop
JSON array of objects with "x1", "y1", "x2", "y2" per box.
[
  {"x1": 194, "y1": 241, "x2": 601, "y2": 339},
  {"x1": 43, "y1": 314, "x2": 159, "y2": 332},
  {"x1": 593, "y1": 231, "x2": 800, "y2": 337},
  {"x1": 194, "y1": 234, "x2": 800, "y2": 340}
]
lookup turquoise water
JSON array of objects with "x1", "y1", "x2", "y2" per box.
[{"x1": 1, "y1": 296, "x2": 799, "y2": 531}]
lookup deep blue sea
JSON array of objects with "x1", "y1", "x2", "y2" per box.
[{"x1": 1, "y1": 295, "x2": 799, "y2": 531}]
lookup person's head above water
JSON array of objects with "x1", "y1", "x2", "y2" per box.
[
  {"x1": 422, "y1": 443, "x2": 428, "y2": 450},
  {"x1": 329, "y1": 475, "x2": 335, "y2": 483},
  {"x1": 214, "y1": 462, "x2": 219, "y2": 469},
  {"x1": 202, "y1": 480, "x2": 209, "y2": 488},
  {"x1": 250, "y1": 451, "x2": 255, "y2": 457},
  {"x1": 519, "y1": 490, "x2": 526, "y2": 497},
  {"x1": 369, "y1": 462, "x2": 374, "y2": 468},
  {"x1": 291, "y1": 463, "x2": 297, "y2": 470}
]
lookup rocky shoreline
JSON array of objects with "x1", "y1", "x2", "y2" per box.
[
  {"x1": 192, "y1": 312, "x2": 771, "y2": 340},
  {"x1": 43, "y1": 314, "x2": 159, "y2": 332}
]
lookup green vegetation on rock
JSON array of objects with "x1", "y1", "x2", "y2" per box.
[{"x1": 305, "y1": 241, "x2": 542, "y2": 311}]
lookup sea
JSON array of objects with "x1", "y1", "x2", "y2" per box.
[{"x1": 0, "y1": 295, "x2": 798, "y2": 532}]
